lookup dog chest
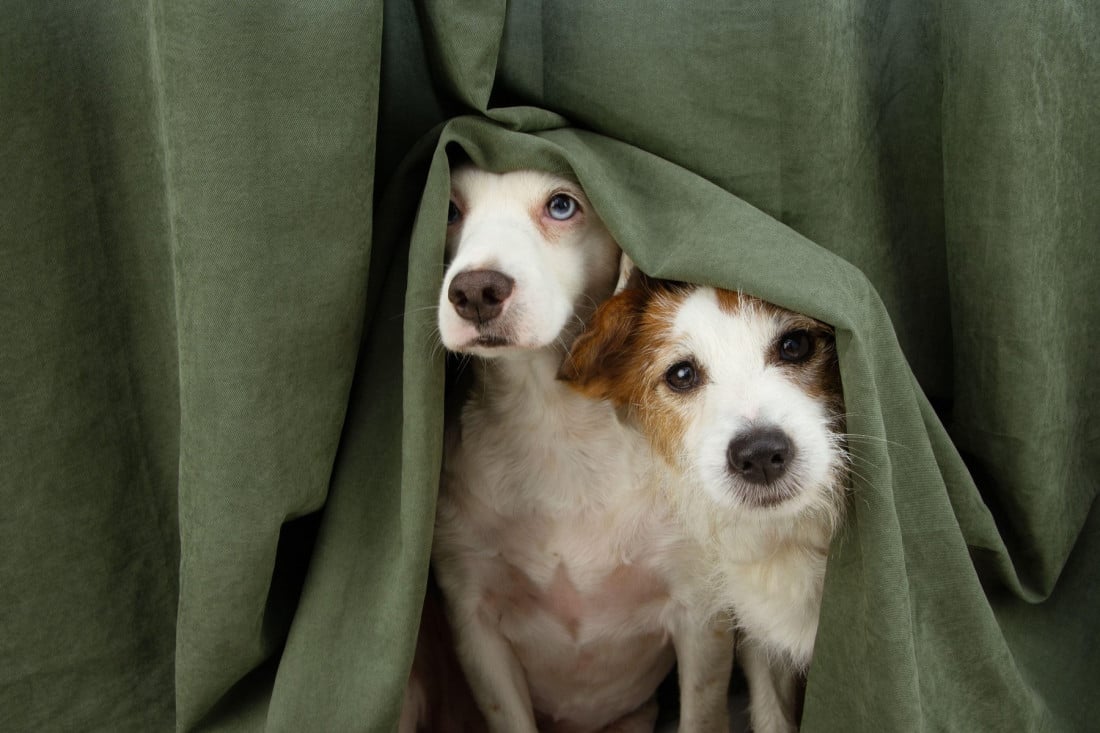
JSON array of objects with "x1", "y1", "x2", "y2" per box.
[
  {"x1": 472, "y1": 522, "x2": 679, "y2": 728},
  {"x1": 456, "y1": 399, "x2": 652, "y2": 516},
  {"x1": 711, "y1": 534, "x2": 828, "y2": 668},
  {"x1": 433, "y1": 473, "x2": 685, "y2": 730},
  {"x1": 473, "y1": 511, "x2": 676, "y2": 639}
]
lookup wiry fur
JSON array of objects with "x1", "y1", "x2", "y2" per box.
[
  {"x1": 562, "y1": 273, "x2": 848, "y2": 733},
  {"x1": 428, "y1": 169, "x2": 734, "y2": 733}
]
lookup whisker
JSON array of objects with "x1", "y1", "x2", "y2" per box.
[
  {"x1": 843, "y1": 466, "x2": 875, "y2": 487},
  {"x1": 429, "y1": 336, "x2": 448, "y2": 362},
  {"x1": 453, "y1": 353, "x2": 473, "y2": 380},
  {"x1": 553, "y1": 335, "x2": 575, "y2": 372},
  {"x1": 397, "y1": 304, "x2": 441, "y2": 317},
  {"x1": 840, "y1": 433, "x2": 911, "y2": 451},
  {"x1": 844, "y1": 456, "x2": 881, "y2": 474},
  {"x1": 392, "y1": 305, "x2": 442, "y2": 325}
]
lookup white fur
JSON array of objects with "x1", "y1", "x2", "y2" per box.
[
  {"x1": 658, "y1": 290, "x2": 845, "y2": 668},
  {"x1": 433, "y1": 168, "x2": 733, "y2": 733},
  {"x1": 670, "y1": 292, "x2": 840, "y2": 524},
  {"x1": 608, "y1": 285, "x2": 847, "y2": 733},
  {"x1": 438, "y1": 168, "x2": 612, "y2": 356},
  {"x1": 667, "y1": 289, "x2": 845, "y2": 733}
]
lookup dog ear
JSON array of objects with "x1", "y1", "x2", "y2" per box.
[
  {"x1": 613, "y1": 252, "x2": 640, "y2": 294},
  {"x1": 558, "y1": 286, "x2": 648, "y2": 404},
  {"x1": 614, "y1": 253, "x2": 665, "y2": 297}
]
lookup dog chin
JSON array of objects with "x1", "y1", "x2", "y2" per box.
[
  {"x1": 440, "y1": 321, "x2": 509, "y2": 352},
  {"x1": 460, "y1": 336, "x2": 521, "y2": 357},
  {"x1": 443, "y1": 317, "x2": 571, "y2": 357},
  {"x1": 701, "y1": 473, "x2": 816, "y2": 518},
  {"x1": 731, "y1": 483, "x2": 803, "y2": 512},
  {"x1": 448, "y1": 330, "x2": 554, "y2": 358}
]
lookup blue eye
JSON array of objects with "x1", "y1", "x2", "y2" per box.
[
  {"x1": 546, "y1": 194, "x2": 579, "y2": 221},
  {"x1": 447, "y1": 201, "x2": 461, "y2": 225}
]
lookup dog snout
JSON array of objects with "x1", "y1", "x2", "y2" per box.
[
  {"x1": 448, "y1": 270, "x2": 515, "y2": 324},
  {"x1": 727, "y1": 427, "x2": 794, "y2": 485}
]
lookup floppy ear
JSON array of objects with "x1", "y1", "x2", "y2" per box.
[
  {"x1": 558, "y1": 286, "x2": 648, "y2": 404},
  {"x1": 614, "y1": 253, "x2": 665, "y2": 297},
  {"x1": 614, "y1": 252, "x2": 641, "y2": 294}
]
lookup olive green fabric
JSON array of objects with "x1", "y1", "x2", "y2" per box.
[{"x1": 2, "y1": 2, "x2": 1096, "y2": 732}]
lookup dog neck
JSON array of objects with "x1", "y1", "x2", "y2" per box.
[
  {"x1": 663, "y1": 467, "x2": 837, "y2": 563},
  {"x1": 459, "y1": 344, "x2": 652, "y2": 515},
  {"x1": 470, "y1": 346, "x2": 576, "y2": 411}
]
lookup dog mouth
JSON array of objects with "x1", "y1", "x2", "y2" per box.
[
  {"x1": 441, "y1": 293, "x2": 568, "y2": 355},
  {"x1": 733, "y1": 482, "x2": 801, "y2": 509},
  {"x1": 450, "y1": 325, "x2": 516, "y2": 352},
  {"x1": 473, "y1": 334, "x2": 511, "y2": 348}
]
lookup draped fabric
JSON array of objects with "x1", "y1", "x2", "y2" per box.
[{"x1": 2, "y1": 2, "x2": 1096, "y2": 731}]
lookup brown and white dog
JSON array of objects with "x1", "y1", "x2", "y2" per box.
[
  {"x1": 428, "y1": 168, "x2": 734, "y2": 733},
  {"x1": 561, "y1": 270, "x2": 848, "y2": 733}
]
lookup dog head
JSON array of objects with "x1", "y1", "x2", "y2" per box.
[
  {"x1": 437, "y1": 166, "x2": 621, "y2": 358},
  {"x1": 561, "y1": 275, "x2": 846, "y2": 519}
]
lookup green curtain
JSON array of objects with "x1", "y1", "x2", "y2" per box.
[{"x1": 2, "y1": 2, "x2": 1096, "y2": 731}]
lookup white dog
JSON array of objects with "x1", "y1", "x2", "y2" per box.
[
  {"x1": 561, "y1": 271, "x2": 848, "y2": 733},
  {"x1": 431, "y1": 167, "x2": 733, "y2": 733}
]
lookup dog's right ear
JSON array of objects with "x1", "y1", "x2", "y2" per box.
[
  {"x1": 614, "y1": 252, "x2": 636, "y2": 294},
  {"x1": 558, "y1": 287, "x2": 647, "y2": 405},
  {"x1": 614, "y1": 252, "x2": 663, "y2": 298}
]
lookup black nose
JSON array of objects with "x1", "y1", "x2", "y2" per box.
[
  {"x1": 727, "y1": 427, "x2": 794, "y2": 485},
  {"x1": 448, "y1": 270, "x2": 515, "y2": 324}
]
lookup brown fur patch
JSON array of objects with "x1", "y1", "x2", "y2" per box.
[
  {"x1": 764, "y1": 309, "x2": 842, "y2": 413},
  {"x1": 564, "y1": 278, "x2": 844, "y2": 469},
  {"x1": 714, "y1": 288, "x2": 744, "y2": 315},
  {"x1": 561, "y1": 278, "x2": 701, "y2": 468},
  {"x1": 557, "y1": 286, "x2": 650, "y2": 401},
  {"x1": 688, "y1": 286, "x2": 841, "y2": 426},
  {"x1": 626, "y1": 285, "x2": 700, "y2": 467}
]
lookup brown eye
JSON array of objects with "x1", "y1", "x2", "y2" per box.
[
  {"x1": 778, "y1": 330, "x2": 813, "y2": 362},
  {"x1": 447, "y1": 201, "x2": 461, "y2": 225},
  {"x1": 665, "y1": 361, "x2": 699, "y2": 392}
]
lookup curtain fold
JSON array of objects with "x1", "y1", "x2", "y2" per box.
[{"x1": 1, "y1": 1, "x2": 1096, "y2": 731}]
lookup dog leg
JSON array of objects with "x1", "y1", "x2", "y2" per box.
[
  {"x1": 740, "y1": 640, "x2": 799, "y2": 733},
  {"x1": 449, "y1": 608, "x2": 538, "y2": 733},
  {"x1": 671, "y1": 612, "x2": 735, "y2": 732}
]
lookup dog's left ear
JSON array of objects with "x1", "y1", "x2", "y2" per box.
[{"x1": 559, "y1": 287, "x2": 647, "y2": 404}]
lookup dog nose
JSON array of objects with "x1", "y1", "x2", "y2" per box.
[
  {"x1": 727, "y1": 427, "x2": 794, "y2": 485},
  {"x1": 448, "y1": 270, "x2": 515, "y2": 324}
]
